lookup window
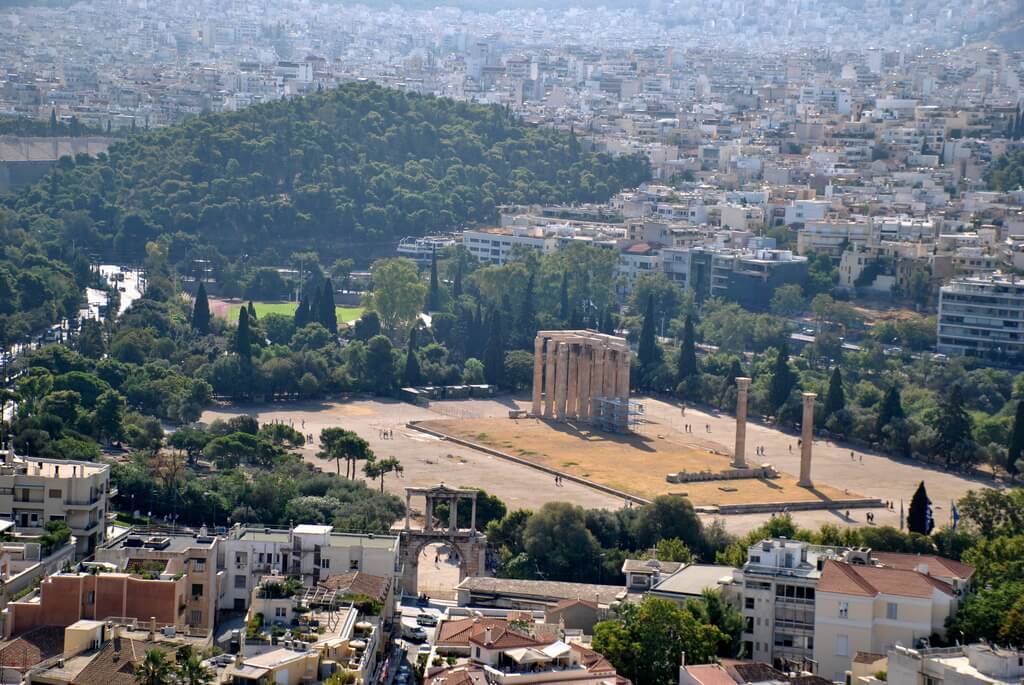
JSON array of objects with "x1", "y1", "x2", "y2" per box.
[
  {"x1": 349, "y1": 559, "x2": 359, "y2": 570},
  {"x1": 839, "y1": 601, "x2": 849, "y2": 618},
  {"x1": 235, "y1": 553, "x2": 248, "y2": 566},
  {"x1": 234, "y1": 575, "x2": 247, "y2": 589},
  {"x1": 48, "y1": 489, "x2": 62, "y2": 499},
  {"x1": 745, "y1": 597, "x2": 755, "y2": 609},
  {"x1": 190, "y1": 610, "x2": 202, "y2": 626},
  {"x1": 85, "y1": 591, "x2": 95, "y2": 605},
  {"x1": 835, "y1": 635, "x2": 849, "y2": 657},
  {"x1": 191, "y1": 583, "x2": 204, "y2": 597},
  {"x1": 275, "y1": 607, "x2": 287, "y2": 617},
  {"x1": 886, "y1": 602, "x2": 898, "y2": 620},
  {"x1": 192, "y1": 558, "x2": 205, "y2": 572},
  {"x1": 49, "y1": 515, "x2": 65, "y2": 521},
  {"x1": 321, "y1": 558, "x2": 330, "y2": 569}
]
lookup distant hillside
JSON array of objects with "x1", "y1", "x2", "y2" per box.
[{"x1": 7, "y1": 82, "x2": 649, "y2": 262}]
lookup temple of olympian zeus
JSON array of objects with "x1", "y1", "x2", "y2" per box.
[
  {"x1": 530, "y1": 330, "x2": 638, "y2": 431},
  {"x1": 731, "y1": 376, "x2": 816, "y2": 487}
]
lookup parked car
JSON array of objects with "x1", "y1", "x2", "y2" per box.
[
  {"x1": 415, "y1": 613, "x2": 437, "y2": 627},
  {"x1": 402, "y1": 625, "x2": 427, "y2": 643}
]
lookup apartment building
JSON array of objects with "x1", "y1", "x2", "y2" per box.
[
  {"x1": 0, "y1": 453, "x2": 112, "y2": 555},
  {"x1": 798, "y1": 219, "x2": 873, "y2": 257},
  {"x1": 7, "y1": 529, "x2": 220, "y2": 636},
  {"x1": 813, "y1": 560, "x2": 960, "y2": 683},
  {"x1": 733, "y1": 539, "x2": 842, "y2": 669},
  {"x1": 219, "y1": 524, "x2": 399, "y2": 612},
  {"x1": 937, "y1": 274, "x2": 1024, "y2": 359},
  {"x1": 94, "y1": 529, "x2": 221, "y2": 631},
  {"x1": 883, "y1": 644, "x2": 1024, "y2": 685}
]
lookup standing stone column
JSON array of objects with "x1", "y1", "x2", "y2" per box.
[
  {"x1": 616, "y1": 350, "x2": 630, "y2": 400},
  {"x1": 578, "y1": 346, "x2": 593, "y2": 421},
  {"x1": 592, "y1": 347, "x2": 607, "y2": 398},
  {"x1": 799, "y1": 392, "x2": 816, "y2": 487},
  {"x1": 424, "y1": 497, "x2": 433, "y2": 533},
  {"x1": 470, "y1": 496, "x2": 477, "y2": 533},
  {"x1": 532, "y1": 336, "x2": 545, "y2": 416},
  {"x1": 604, "y1": 350, "x2": 618, "y2": 400},
  {"x1": 732, "y1": 377, "x2": 752, "y2": 469},
  {"x1": 566, "y1": 345, "x2": 579, "y2": 419},
  {"x1": 405, "y1": 491, "x2": 412, "y2": 531},
  {"x1": 555, "y1": 342, "x2": 570, "y2": 420},
  {"x1": 544, "y1": 339, "x2": 557, "y2": 418}
]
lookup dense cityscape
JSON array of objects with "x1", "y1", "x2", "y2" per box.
[{"x1": 0, "y1": 1, "x2": 1023, "y2": 685}]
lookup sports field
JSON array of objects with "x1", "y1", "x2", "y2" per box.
[{"x1": 221, "y1": 301, "x2": 364, "y2": 323}]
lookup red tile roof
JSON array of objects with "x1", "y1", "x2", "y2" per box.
[
  {"x1": 817, "y1": 560, "x2": 954, "y2": 598},
  {"x1": 0, "y1": 626, "x2": 65, "y2": 672},
  {"x1": 685, "y1": 664, "x2": 738, "y2": 685},
  {"x1": 870, "y1": 553, "x2": 975, "y2": 581}
]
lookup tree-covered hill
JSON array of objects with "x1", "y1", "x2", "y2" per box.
[
  {"x1": 987, "y1": 148, "x2": 1024, "y2": 192},
  {"x1": 8, "y1": 82, "x2": 649, "y2": 262}
]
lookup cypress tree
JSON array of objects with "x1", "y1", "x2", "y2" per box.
[
  {"x1": 559, "y1": 271, "x2": 570, "y2": 323},
  {"x1": 191, "y1": 282, "x2": 211, "y2": 335},
  {"x1": 247, "y1": 300, "x2": 257, "y2": 321},
  {"x1": 876, "y1": 385, "x2": 904, "y2": 437},
  {"x1": 483, "y1": 308, "x2": 505, "y2": 386},
  {"x1": 235, "y1": 307, "x2": 251, "y2": 357},
  {"x1": 768, "y1": 342, "x2": 795, "y2": 413},
  {"x1": 600, "y1": 308, "x2": 616, "y2": 335},
  {"x1": 294, "y1": 297, "x2": 310, "y2": 327},
  {"x1": 934, "y1": 385, "x2": 975, "y2": 470},
  {"x1": 516, "y1": 272, "x2": 537, "y2": 348},
  {"x1": 908, "y1": 481, "x2": 933, "y2": 535},
  {"x1": 49, "y1": 107, "x2": 57, "y2": 131},
  {"x1": 452, "y1": 257, "x2": 463, "y2": 300},
  {"x1": 637, "y1": 294, "x2": 660, "y2": 382},
  {"x1": 676, "y1": 314, "x2": 698, "y2": 384},
  {"x1": 1007, "y1": 400, "x2": 1024, "y2": 479},
  {"x1": 472, "y1": 301, "x2": 484, "y2": 360},
  {"x1": 823, "y1": 367, "x2": 845, "y2": 419},
  {"x1": 427, "y1": 248, "x2": 441, "y2": 311},
  {"x1": 403, "y1": 327, "x2": 421, "y2": 387},
  {"x1": 319, "y1": 279, "x2": 337, "y2": 334}
]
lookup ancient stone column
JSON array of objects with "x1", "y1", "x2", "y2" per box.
[
  {"x1": 799, "y1": 392, "x2": 816, "y2": 487},
  {"x1": 424, "y1": 497, "x2": 433, "y2": 533},
  {"x1": 732, "y1": 377, "x2": 752, "y2": 469},
  {"x1": 592, "y1": 347, "x2": 607, "y2": 398},
  {"x1": 405, "y1": 491, "x2": 412, "y2": 531},
  {"x1": 470, "y1": 496, "x2": 477, "y2": 533},
  {"x1": 532, "y1": 336, "x2": 545, "y2": 416},
  {"x1": 578, "y1": 346, "x2": 593, "y2": 421},
  {"x1": 616, "y1": 350, "x2": 630, "y2": 400},
  {"x1": 544, "y1": 339, "x2": 557, "y2": 418},
  {"x1": 555, "y1": 342, "x2": 569, "y2": 420},
  {"x1": 604, "y1": 350, "x2": 618, "y2": 400},
  {"x1": 449, "y1": 497, "x2": 458, "y2": 532},
  {"x1": 566, "y1": 345, "x2": 579, "y2": 419}
]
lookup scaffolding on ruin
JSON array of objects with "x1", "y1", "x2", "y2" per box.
[{"x1": 590, "y1": 396, "x2": 644, "y2": 433}]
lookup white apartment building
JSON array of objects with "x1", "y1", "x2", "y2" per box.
[
  {"x1": 733, "y1": 539, "x2": 844, "y2": 669},
  {"x1": 720, "y1": 204, "x2": 766, "y2": 232},
  {"x1": 784, "y1": 199, "x2": 832, "y2": 226},
  {"x1": 937, "y1": 274, "x2": 1024, "y2": 359},
  {"x1": 799, "y1": 219, "x2": 873, "y2": 256},
  {"x1": 0, "y1": 452, "x2": 112, "y2": 555},
  {"x1": 219, "y1": 524, "x2": 399, "y2": 612},
  {"x1": 884, "y1": 644, "x2": 1024, "y2": 685},
  {"x1": 462, "y1": 226, "x2": 556, "y2": 265}
]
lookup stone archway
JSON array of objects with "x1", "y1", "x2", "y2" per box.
[{"x1": 399, "y1": 484, "x2": 488, "y2": 598}]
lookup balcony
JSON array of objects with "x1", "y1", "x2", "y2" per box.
[{"x1": 64, "y1": 496, "x2": 102, "y2": 510}]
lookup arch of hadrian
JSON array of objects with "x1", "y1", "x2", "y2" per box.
[{"x1": 531, "y1": 330, "x2": 631, "y2": 422}]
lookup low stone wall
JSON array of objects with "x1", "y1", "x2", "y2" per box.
[
  {"x1": 666, "y1": 466, "x2": 778, "y2": 483},
  {"x1": 696, "y1": 497, "x2": 883, "y2": 515}
]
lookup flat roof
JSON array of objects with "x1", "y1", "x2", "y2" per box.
[
  {"x1": 650, "y1": 564, "x2": 735, "y2": 597},
  {"x1": 103, "y1": 532, "x2": 216, "y2": 554}
]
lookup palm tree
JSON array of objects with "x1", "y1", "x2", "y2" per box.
[
  {"x1": 134, "y1": 649, "x2": 173, "y2": 685},
  {"x1": 176, "y1": 655, "x2": 213, "y2": 685}
]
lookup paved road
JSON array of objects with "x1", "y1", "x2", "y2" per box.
[{"x1": 98, "y1": 264, "x2": 144, "y2": 315}]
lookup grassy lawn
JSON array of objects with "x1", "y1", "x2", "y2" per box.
[{"x1": 226, "y1": 301, "x2": 363, "y2": 323}]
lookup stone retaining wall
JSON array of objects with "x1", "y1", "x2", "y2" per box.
[{"x1": 666, "y1": 466, "x2": 779, "y2": 483}]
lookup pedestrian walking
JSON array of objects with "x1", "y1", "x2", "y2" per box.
[{"x1": 859, "y1": 454, "x2": 863, "y2": 463}]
